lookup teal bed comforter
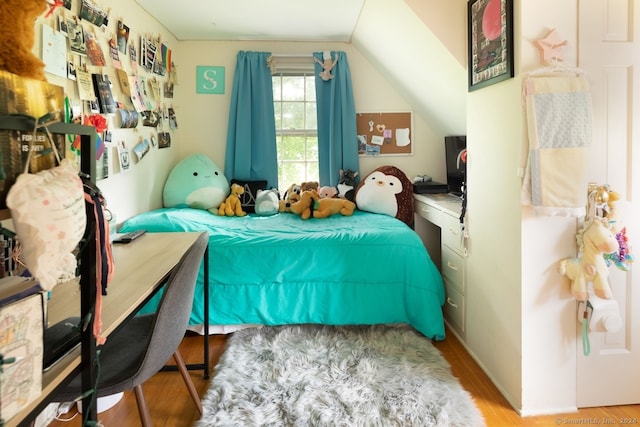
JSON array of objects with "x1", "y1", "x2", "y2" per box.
[{"x1": 119, "y1": 208, "x2": 446, "y2": 340}]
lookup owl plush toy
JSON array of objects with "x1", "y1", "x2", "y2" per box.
[{"x1": 354, "y1": 165, "x2": 414, "y2": 227}]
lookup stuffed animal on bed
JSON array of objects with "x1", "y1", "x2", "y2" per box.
[
  {"x1": 301, "y1": 181, "x2": 319, "y2": 193},
  {"x1": 318, "y1": 186, "x2": 338, "y2": 198},
  {"x1": 216, "y1": 183, "x2": 247, "y2": 217},
  {"x1": 290, "y1": 190, "x2": 355, "y2": 219},
  {"x1": 163, "y1": 154, "x2": 229, "y2": 211},
  {"x1": 0, "y1": 0, "x2": 49, "y2": 81},
  {"x1": 355, "y1": 165, "x2": 414, "y2": 226},
  {"x1": 279, "y1": 183, "x2": 302, "y2": 213},
  {"x1": 337, "y1": 169, "x2": 359, "y2": 201},
  {"x1": 255, "y1": 188, "x2": 280, "y2": 216}
]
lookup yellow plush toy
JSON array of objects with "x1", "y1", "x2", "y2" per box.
[
  {"x1": 290, "y1": 190, "x2": 355, "y2": 220},
  {"x1": 215, "y1": 183, "x2": 246, "y2": 217},
  {"x1": 279, "y1": 183, "x2": 302, "y2": 213},
  {"x1": 0, "y1": 0, "x2": 50, "y2": 81},
  {"x1": 559, "y1": 217, "x2": 619, "y2": 301}
]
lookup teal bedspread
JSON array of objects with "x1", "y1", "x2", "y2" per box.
[{"x1": 119, "y1": 208, "x2": 445, "y2": 339}]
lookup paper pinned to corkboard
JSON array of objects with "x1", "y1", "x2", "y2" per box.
[{"x1": 356, "y1": 112, "x2": 413, "y2": 156}]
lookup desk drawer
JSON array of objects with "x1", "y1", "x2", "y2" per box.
[
  {"x1": 442, "y1": 212, "x2": 464, "y2": 253},
  {"x1": 443, "y1": 283, "x2": 465, "y2": 335},
  {"x1": 442, "y1": 245, "x2": 465, "y2": 295},
  {"x1": 414, "y1": 200, "x2": 443, "y2": 227}
]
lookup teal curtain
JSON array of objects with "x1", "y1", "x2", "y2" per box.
[
  {"x1": 225, "y1": 51, "x2": 278, "y2": 188},
  {"x1": 314, "y1": 51, "x2": 359, "y2": 187}
]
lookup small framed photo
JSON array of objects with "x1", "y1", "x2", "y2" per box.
[{"x1": 467, "y1": 0, "x2": 514, "y2": 91}]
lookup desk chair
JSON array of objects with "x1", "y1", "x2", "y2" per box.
[{"x1": 55, "y1": 232, "x2": 208, "y2": 425}]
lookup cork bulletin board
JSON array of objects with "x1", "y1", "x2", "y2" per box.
[{"x1": 356, "y1": 111, "x2": 413, "y2": 156}]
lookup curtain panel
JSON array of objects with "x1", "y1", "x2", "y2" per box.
[
  {"x1": 224, "y1": 51, "x2": 279, "y2": 189},
  {"x1": 313, "y1": 51, "x2": 360, "y2": 187}
]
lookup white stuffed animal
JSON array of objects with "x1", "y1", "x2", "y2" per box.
[{"x1": 254, "y1": 188, "x2": 280, "y2": 216}]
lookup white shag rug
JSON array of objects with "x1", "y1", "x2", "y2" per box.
[{"x1": 197, "y1": 324, "x2": 485, "y2": 427}]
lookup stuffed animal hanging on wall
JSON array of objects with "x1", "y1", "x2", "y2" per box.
[
  {"x1": 559, "y1": 217, "x2": 619, "y2": 301},
  {"x1": 314, "y1": 51, "x2": 338, "y2": 81}
]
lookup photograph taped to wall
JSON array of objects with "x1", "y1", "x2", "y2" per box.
[
  {"x1": 79, "y1": 0, "x2": 108, "y2": 27},
  {"x1": 117, "y1": 141, "x2": 130, "y2": 171},
  {"x1": 356, "y1": 112, "x2": 413, "y2": 156},
  {"x1": 158, "y1": 132, "x2": 171, "y2": 148},
  {"x1": 67, "y1": 19, "x2": 87, "y2": 56},
  {"x1": 117, "y1": 20, "x2": 129, "y2": 54}
]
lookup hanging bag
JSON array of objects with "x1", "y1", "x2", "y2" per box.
[{"x1": 6, "y1": 118, "x2": 86, "y2": 290}]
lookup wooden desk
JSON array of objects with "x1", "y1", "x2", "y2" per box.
[
  {"x1": 6, "y1": 232, "x2": 207, "y2": 427},
  {"x1": 414, "y1": 193, "x2": 466, "y2": 338}
]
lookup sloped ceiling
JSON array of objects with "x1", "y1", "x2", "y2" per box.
[
  {"x1": 134, "y1": 0, "x2": 365, "y2": 42},
  {"x1": 135, "y1": 0, "x2": 466, "y2": 135}
]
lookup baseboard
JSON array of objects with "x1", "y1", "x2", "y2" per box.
[{"x1": 443, "y1": 321, "x2": 523, "y2": 415}]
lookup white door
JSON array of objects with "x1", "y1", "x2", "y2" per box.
[{"x1": 577, "y1": 0, "x2": 640, "y2": 407}]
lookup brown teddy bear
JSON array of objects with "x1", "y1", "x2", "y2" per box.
[
  {"x1": 290, "y1": 190, "x2": 355, "y2": 220},
  {"x1": 300, "y1": 181, "x2": 319, "y2": 193},
  {"x1": 0, "y1": 0, "x2": 49, "y2": 81},
  {"x1": 215, "y1": 183, "x2": 246, "y2": 217}
]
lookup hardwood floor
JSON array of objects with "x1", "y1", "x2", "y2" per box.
[{"x1": 48, "y1": 327, "x2": 639, "y2": 426}]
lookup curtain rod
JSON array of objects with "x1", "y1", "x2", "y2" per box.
[{"x1": 269, "y1": 53, "x2": 314, "y2": 58}]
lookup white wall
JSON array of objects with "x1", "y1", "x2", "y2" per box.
[
  {"x1": 465, "y1": 0, "x2": 582, "y2": 415},
  {"x1": 176, "y1": 39, "x2": 444, "y2": 185},
  {"x1": 36, "y1": 0, "x2": 180, "y2": 223}
]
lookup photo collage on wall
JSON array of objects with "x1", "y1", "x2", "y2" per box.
[{"x1": 46, "y1": 0, "x2": 180, "y2": 178}]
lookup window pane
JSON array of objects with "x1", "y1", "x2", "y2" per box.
[
  {"x1": 306, "y1": 136, "x2": 318, "y2": 161},
  {"x1": 306, "y1": 162, "x2": 319, "y2": 180},
  {"x1": 305, "y1": 75, "x2": 316, "y2": 101},
  {"x1": 282, "y1": 136, "x2": 305, "y2": 160},
  {"x1": 272, "y1": 75, "x2": 282, "y2": 101},
  {"x1": 274, "y1": 103, "x2": 282, "y2": 129},
  {"x1": 305, "y1": 102, "x2": 317, "y2": 129},
  {"x1": 274, "y1": 73, "x2": 318, "y2": 193},
  {"x1": 280, "y1": 162, "x2": 306, "y2": 190},
  {"x1": 282, "y1": 102, "x2": 304, "y2": 130},
  {"x1": 282, "y1": 76, "x2": 305, "y2": 101},
  {"x1": 275, "y1": 135, "x2": 282, "y2": 161}
]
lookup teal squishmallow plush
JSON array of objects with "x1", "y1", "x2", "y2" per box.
[{"x1": 163, "y1": 154, "x2": 229, "y2": 210}]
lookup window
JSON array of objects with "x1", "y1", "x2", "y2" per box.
[{"x1": 272, "y1": 72, "x2": 318, "y2": 194}]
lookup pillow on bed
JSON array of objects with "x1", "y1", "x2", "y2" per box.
[
  {"x1": 230, "y1": 179, "x2": 268, "y2": 213},
  {"x1": 163, "y1": 154, "x2": 229, "y2": 210},
  {"x1": 354, "y1": 165, "x2": 414, "y2": 227}
]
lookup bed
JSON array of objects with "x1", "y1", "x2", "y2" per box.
[{"x1": 118, "y1": 207, "x2": 446, "y2": 340}]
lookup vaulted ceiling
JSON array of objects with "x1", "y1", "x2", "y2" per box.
[{"x1": 135, "y1": 0, "x2": 467, "y2": 135}]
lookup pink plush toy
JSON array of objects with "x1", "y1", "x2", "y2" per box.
[
  {"x1": 559, "y1": 218, "x2": 620, "y2": 301},
  {"x1": 318, "y1": 186, "x2": 338, "y2": 198}
]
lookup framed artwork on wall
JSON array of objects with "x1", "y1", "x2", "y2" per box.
[
  {"x1": 196, "y1": 66, "x2": 225, "y2": 94},
  {"x1": 467, "y1": 0, "x2": 514, "y2": 91}
]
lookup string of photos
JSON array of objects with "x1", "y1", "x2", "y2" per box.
[{"x1": 43, "y1": 0, "x2": 179, "y2": 179}]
